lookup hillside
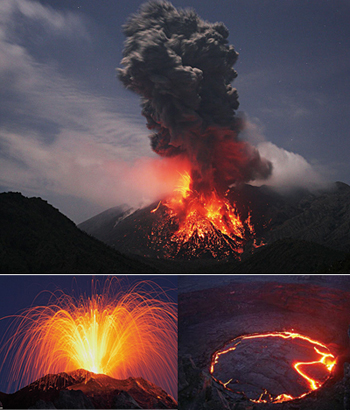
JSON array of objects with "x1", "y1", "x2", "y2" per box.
[
  {"x1": 2, "y1": 184, "x2": 349, "y2": 274},
  {"x1": 0, "y1": 192, "x2": 157, "y2": 273},
  {"x1": 78, "y1": 182, "x2": 350, "y2": 273},
  {"x1": 0, "y1": 369, "x2": 177, "y2": 409}
]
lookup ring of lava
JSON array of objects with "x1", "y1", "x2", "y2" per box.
[{"x1": 210, "y1": 331, "x2": 337, "y2": 404}]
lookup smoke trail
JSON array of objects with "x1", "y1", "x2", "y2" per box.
[{"x1": 118, "y1": 0, "x2": 272, "y2": 193}]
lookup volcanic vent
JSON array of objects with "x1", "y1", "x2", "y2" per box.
[
  {"x1": 147, "y1": 173, "x2": 260, "y2": 259},
  {"x1": 210, "y1": 331, "x2": 336, "y2": 404},
  {"x1": 0, "y1": 278, "x2": 178, "y2": 408},
  {"x1": 178, "y1": 277, "x2": 350, "y2": 410},
  {"x1": 116, "y1": 1, "x2": 272, "y2": 260}
]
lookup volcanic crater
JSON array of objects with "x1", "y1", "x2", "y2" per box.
[
  {"x1": 178, "y1": 276, "x2": 350, "y2": 410},
  {"x1": 210, "y1": 331, "x2": 335, "y2": 403}
]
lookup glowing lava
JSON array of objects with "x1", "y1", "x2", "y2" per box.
[
  {"x1": 210, "y1": 331, "x2": 337, "y2": 404},
  {"x1": 151, "y1": 171, "x2": 255, "y2": 258},
  {"x1": 0, "y1": 278, "x2": 177, "y2": 398}
]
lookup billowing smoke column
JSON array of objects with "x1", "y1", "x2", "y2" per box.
[{"x1": 118, "y1": 1, "x2": 272, "y2": 194}]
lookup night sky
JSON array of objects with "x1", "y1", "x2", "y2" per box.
[
  {"x1": 0, "y1": 0, "x2": 349, "y2": 223},
  {"x1": 0, "y1": 274, "x2": 178, "y2": 394}
]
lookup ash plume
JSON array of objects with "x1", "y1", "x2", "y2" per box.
[{"x1": 118, "y1": 0, "x2": 272, "y2": 193}]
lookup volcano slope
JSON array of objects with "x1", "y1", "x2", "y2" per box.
[
  {"x1": 178, "y1": 276, "x2": 350, "y2": 410},
  {"x1": 78, "y1": 181, "x2": 350, "y2": 273},
  {"x1": 0, "y1": 369, "x2": 177, "y2": 409},
  {"x1": 0, "y1": 192, "x2": 156, "y2": 273}
]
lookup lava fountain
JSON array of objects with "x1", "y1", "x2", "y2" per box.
[
  {"x1": 210, "y1": 331, "x2": 337, "y2": 404},
  {"x1": 0, "y1": 278, "x2": 177, "y2": 398}
]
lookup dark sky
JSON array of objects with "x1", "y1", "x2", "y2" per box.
[
  {"x1": 0, "y1": 0, "x2": 349, "y2": 223},
  {"x1": 0, "y1": 274, "x2": 177, "y2": 393}
]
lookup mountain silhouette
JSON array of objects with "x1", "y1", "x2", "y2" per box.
[
  {"x1": 1, "y1": 181, "x2": 350, "y2": 273},
  {"x1": 0, "y1": 192, "x2": 157, "y2": 273},
  {"x1": 0, "y1": 369, "x2": 177, "y2": 409}
]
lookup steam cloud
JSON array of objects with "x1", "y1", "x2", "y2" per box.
[{"x1": 118, "y1": 0, "x2": 272, "y2": 193}]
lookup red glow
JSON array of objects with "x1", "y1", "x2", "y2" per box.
[
  {"x1": 151, "y1": 171, "x2": 255, "y2": 258},
  {"x1": 0, "y1": 278, "x2": 177, "y2": 398},
  {"x1": 210, "y1": 331, "x2": 337, "y2": 404}
]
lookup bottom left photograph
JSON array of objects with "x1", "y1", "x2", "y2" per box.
[{"x1": 0, "y1": 275, "x2": 178, "y2": 409}]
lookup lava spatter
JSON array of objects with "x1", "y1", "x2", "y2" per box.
[
  {"x1": 149, "y1": 171, "x2": 255, "y2": 259},
  {"x1": 0, "y1": 278, "x2": 177, "y2": 398}
]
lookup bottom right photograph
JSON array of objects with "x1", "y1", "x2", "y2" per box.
[{"x1": 178, "y1": 275, "x2": 350, "y2": 410}]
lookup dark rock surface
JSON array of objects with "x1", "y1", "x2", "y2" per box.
[
  {"x1": 78, "y1": 182, "x2": 350, "y2": 273},
  {"x1": 79, "y1": 182, "x2": 350, "y2": 255},
  {"x1": 178, "y1": 277, "x2": 350, "y2": 409},
  {"x1": 212, "y1": 334, "x2": 334, "y2": 401},
  {"x1": 195, "y1": 238, "x2": 346, "y2": 273},
  {"x1": 344, "y1": 363, "x2": 350, "y2": 410},
  {"x1": 0, "y1": 369, "x2": 177, "y2": 409},
  {"x1": 2, "y1": 181, "x2": 350, "y2": 273},
  {"x1": 54, "y1": 390, "x2": 94, "y2": 409},
  {"x1": 257, "y1": 182, "x2": 350, "y2": 253},
  {"x1": 111, "y1": 391, "x2": 142, "y2": 409},
  {"x1": 0, "y1": 192, "x2": 157, "y2": 273}
]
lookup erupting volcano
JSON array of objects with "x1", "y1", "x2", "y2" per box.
[
  {"x1": 210, "y1": 331, "x2": 337, "y2": 404},
  {"x1": 118, "y1": 0, "x2": 272, "y2": 259},
  {"x1": 0, "y1": 277, "x2": 177, "y2": 408},
  {"x1": 149, "y1": 171, "x2": 256, "y2": 258}
]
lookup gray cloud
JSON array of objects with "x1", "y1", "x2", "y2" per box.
[
  {"x1": 241, "y1": 115, "x2": 333, "y2": 192},
  {"x1": 118, "y1": 1, "x2": 272, "y2": 194},
  {"x1": 253, "y1": 141, "x2": 333, "y2": 191}
]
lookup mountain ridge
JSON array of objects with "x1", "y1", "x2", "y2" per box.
[
  {"x1": 1, "y1": 183, "x2": 350, "y2": 273},
  {"x1": 0, "y1": 368, "x2": 177, "y2": 409},
  {"x1": 0, "y1": 192, "x2": 157, "y2": 273},
  {"x1": 77, "y1": 182, "x2": 350, "y2": 273}
]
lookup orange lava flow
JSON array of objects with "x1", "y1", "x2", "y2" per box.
[
  {"x1": 210, "y1": 331, "x2": 337, "y2": 404},
  {"x1": 0, "y1": 278, "x2": 177, "y2": 398},
  {"x1": 152, "y1": 171, "x2": 255, "y2": 255}
]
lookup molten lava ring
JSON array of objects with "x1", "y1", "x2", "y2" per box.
[{"x1": 209, "y1": 331, "x2": 337, "y2": 404}]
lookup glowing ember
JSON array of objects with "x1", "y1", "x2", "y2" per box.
[
  {"x1": 0, "y1": 278, "x2": 177, "y2": 398},
  {"x1": 150, "y1": 171, "x2": 255, "y2": 259},
  {"x1": 210, "y1": 331, "x2": 336, "y2": 404},
  {"x1": 119, "y1": 1, "x2": 272, "y2": 260}
]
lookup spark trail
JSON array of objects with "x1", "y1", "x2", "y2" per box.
[{"x1": 0, "y1": 278, "x2": 177, "y2": 399}]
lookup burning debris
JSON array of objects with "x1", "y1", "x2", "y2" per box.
[
  {"x1": 118, "y1": 1, "x2": 272, "y2": 258},
  {"x1": 0, "y1": 278, "x2": 177, "y2": 400},
  {"x1": 147, "y1": 172, "x2": 256, "y2": 259}
]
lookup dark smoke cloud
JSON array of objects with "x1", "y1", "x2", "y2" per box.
[{"x1": 118, "y1": 0, "x2": 272, "y2": 193}]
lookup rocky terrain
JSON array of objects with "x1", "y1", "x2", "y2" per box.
[
  {"x1": 178, "y1": 277, "x2": 350, "y2": 409},
  {"x1": 79, "y1": 182, "x2": 350, "y2": 254},
  {"x1": 0, "y1": 369, "x2": 177, "y2": 409},
  {"x1": 78, "y1": 181, "x2": 350, "y2": 273},
  {"x1": 1, "y1": 181, "x2": 350, "y2": 273}
]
